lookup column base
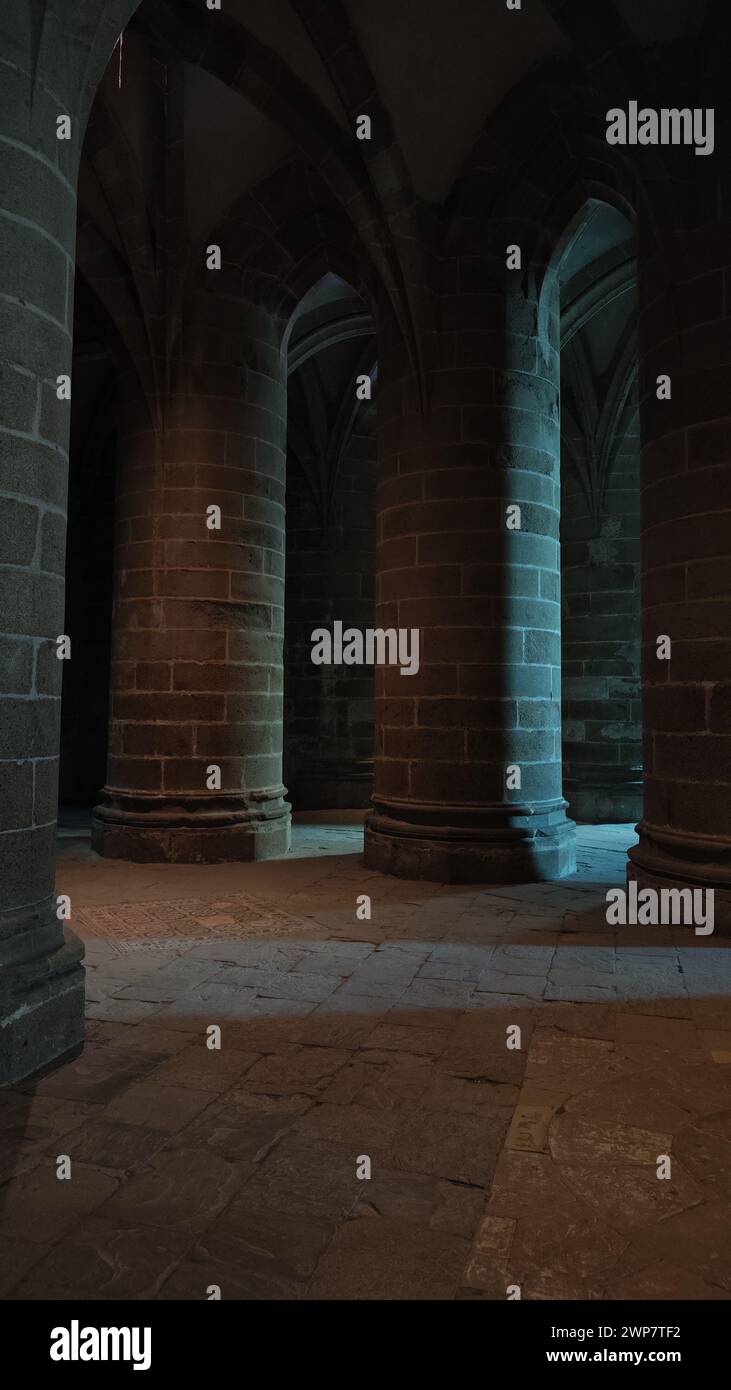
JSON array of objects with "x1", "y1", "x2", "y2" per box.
[
  {"x1": 0, "y1": 916, "x2": 85, "y2": 1087},
  {"x1": 628, "y1": 822, "x2": 731, "y2": 937},
  {"x1": 565, "y1": 778, "x2": 644, "y2": 825},
  {"x1": 92, "y1": 789, "x2": 292, "y2": 864},
  {"x1": 364, "y1": 799, "x2": 576, "y2": 883}
]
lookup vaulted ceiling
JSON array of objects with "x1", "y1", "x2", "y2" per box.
[
  {"x1": 75, "y1": 0, "x2": 708, "y2": 482},
  {"x1": 94, "y1": 0, "x2": 716, "y2": 254}
]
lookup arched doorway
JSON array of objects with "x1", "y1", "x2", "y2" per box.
[
  {"x1": 556, "y1": 200, "x2": 642, "y2": 826},
  {"x1": 284, "y1": 274, "x2": 377, "y2": 811}
]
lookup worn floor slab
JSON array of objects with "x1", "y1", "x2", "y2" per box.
[{"x1": 2, "y1": 819, "x2": 730, "y2": 1301}]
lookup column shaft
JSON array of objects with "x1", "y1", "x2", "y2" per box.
[
  {"x1": 0, "y1": 35, "x2": 85, "y2": 1082},
  {"x1": 92, "y1": 293, "x2": 291, "y2": 862},
  {"x1": 629, "y1": 216, "x2": 731, "y2": 928},
  {"x1": 364, "y1": 272, "x2": 575, "y2": 882}
]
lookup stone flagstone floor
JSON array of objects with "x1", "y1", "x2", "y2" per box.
[{"x1": 1, "y1": 817, "x2": 730, "y2": 1301}]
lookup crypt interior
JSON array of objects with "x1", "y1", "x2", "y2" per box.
[{"x1": 1, "y1": 0, "x2": 730, "y2": 1301}]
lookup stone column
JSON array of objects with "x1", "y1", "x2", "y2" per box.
[
  {"x1": 92, "y1": 288, "x2": 291, "y2": 862},
  {"x1": 0, "y1": 26, "x2": 92, "y2": 1083},
  {"x1": 364, "y1": 270, "x2": 576, "y2": 882},
  {"x1": 629, "y1": 210, "x2": 731, "y2": 929}
]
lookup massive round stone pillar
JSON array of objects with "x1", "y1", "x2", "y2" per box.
[
  {"x1": 364, "y1": 273, "x2": 576, "y2": 882},
  {"x1": 629, "y1": 210, "x2": 731, "y2": 930},
  {"x1": 0, "y1": 0, "x2": 138, "y2": 1081},
  {"x1": 92, "y1": 289, "x2": 291, "y2": 862}
]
